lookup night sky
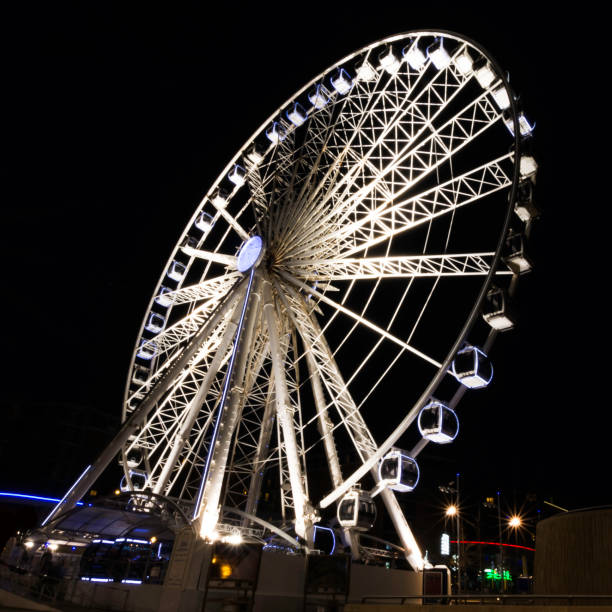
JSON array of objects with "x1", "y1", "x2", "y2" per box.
[{"x1": 1, "y1": 3, "x2": 609, "y2": 541}]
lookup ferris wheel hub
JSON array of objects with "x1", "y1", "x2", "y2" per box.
[{"x1": 236, "y1": 235, "x2": 264, "y2": 273}]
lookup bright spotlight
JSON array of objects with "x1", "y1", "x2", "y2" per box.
[
  {"x1": 446, "y1": 505, "x2": 458, "y2": 517},
  {"x1": 223, "y1": 532, "x2": 243, "y2": 546},
  {"x1": 509, "y1": 515, "x2": 522, "y2": 528}
]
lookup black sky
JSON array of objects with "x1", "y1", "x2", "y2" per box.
[{"x1": 1, "y1": 3, "x2": 609, "y2": 516}]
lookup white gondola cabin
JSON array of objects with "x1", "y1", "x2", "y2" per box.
[
  {"x1": 286, "y1": 102, "x2": 307, "y2": 126},
  {"x1": 378, "y1": 449, "x2": 420, "y2": 492},
  {"x1": 211, "y1": 189, "x2": 229, "y2": 209},
  {"x1": 451, "y1": 345, "x2": 493, "y2": 389},
  {"x1": 145, "y1": 312, "x2": 166, "y2": 334},
  {"x1": 132, "y1": 365, "x2": 149, "y2": 386},
  {"x1": 418, "y1": 401, "x2": 459, "y2": 444},
  {"x1": 378, "y1": 47, "x2": 400, "y2": 74},
  {"x1": 155, "y1": 286, "x2": 173, "y2": 308},
  {"x1": 265, "y1": 121, "x2": 287, "y2": 144},
  {"x1": 337, "y1": 489, "x2": 376, "y2": 530},
  {"x1": 126, "y1": 449, "x2": 143, "y2": 469},
  {"x1": 356, "y1": 60, "x2": 376, "y2": 82},
  {"x1": 330, "y1": 68, "x2": 352, "y2": 95},
  {"x1": 137, "y1": 340, "x2": 156, "y2": 360},
  {"x1": 120, "y1": 469, "x2": 147, "y2": 493},
  {"x1": 514, "y1": 180, "x2": 539, "y2": 223},
  {"x1": 167, "y1": 260, "x2": 186, "y2": 282},
  {"x1": 246, "y1": 144, "x2": 264, "y2": 165},
  {"x1": 228, "y1": 164, "x2": 246, "y2": 186},
  {"x1": 504, "y1": 231, "x2": 532, "y2": 274},
  {"x1": 308, "y1": 84, "x2": 329, "y2": 109},
  {"x1": 482, "y1": 286, "x2": 515, "y2": 331},
  {"x1": 195, "y1": 211, "x2": 214, "y2": 234},
  {"x1": 427, "y1": 38, "x2": 451, "y2": 70},
  {"x1": 403, "y1": 42, "x2": 426, "y2": 70}
]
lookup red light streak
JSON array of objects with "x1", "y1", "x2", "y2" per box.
[{"x1": 451, "y1": 540, "x2": 535, "y2": 552}]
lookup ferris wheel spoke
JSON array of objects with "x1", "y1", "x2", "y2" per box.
[
  {"x1": 150, "y1": 296, "x2": 248, "y2": 495},
  {"x1": 213, "y1": 201, "x2": 250, "y2": 242},
  {"x1": 290, "y1": 153, "x2": 513, "y2": 263},
  {"x1": 139, "y1": 278, "x2": 243, "y2": 357},
  {"x1": 272, "y1": 46, "x2": 441, "y2": 254},
  {"x1": 288, "y1": 91, "x2": 504, "y2": 261},
  {"x1": 160, "y1": 272, "x2": 241, "y2": 306},
  {"x1": 280, "y1": 270, "x2": 442, "y2": 368},
  {"x1": 291, "y1": 252, "x2": 503, "y2": 282},
  {"x1": 181, "y1": 246, "x2": 237, "y2": 268},
  {"x1": 312, "y1": 48, "x2": 473, "y2": 224}
]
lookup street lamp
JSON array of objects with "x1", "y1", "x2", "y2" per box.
[
  {"x1": 440, "y1": 475, "x2": 461, "y2": 594},
  {"x1": 508, "y1": 515, "x2": 521, "y2": 529}
]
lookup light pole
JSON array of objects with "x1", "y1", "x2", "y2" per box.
[
  {"x1": 497, "y1": 490, "x2": 504, "y2": 592},
  {"x1": 441, "y1": 475, "x2": 461, "y2": 594}
]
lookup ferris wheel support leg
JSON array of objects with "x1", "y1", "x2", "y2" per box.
[
  {"x1": 193, "y1": 271, "x2": 262, "y2": 539},
  {"x1": 378, "y1": 487, "x2": 424, "y2": 571},
  {"x1": 304, "y1": 346, "x2": 360, "y2": 558},
  {"x1": 243, "y1": 379, "x2": 276, "y2": 524},
  {"x1": 152, "y1": 299, "x2": 246, "y2": 496},
  {"x1": 41, "y1": 279, "x2": 247, "y2": 527},
  {"x1": 262, "y1": 276, "x2": 314, "y2": 541}
]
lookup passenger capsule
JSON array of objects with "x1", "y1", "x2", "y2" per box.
[
  {"x1": 514, "y1": 180, "x2": 539, "y2": 223},
  {"x1": 378, "y1": 47, "x2": 401, "y2": 74},
  {"x1": 155, "y1": 286, "x2": 173, "y2": 308},
  {"x1": 473, "y1": 58, "x2": 496, "y2": 88},
  {"x1": 246, "y1": 144, "x2": 264, "y2": 165},
  {"x1": 451, "y1": 345, "x2": 493, "y2": 389},
  {"x1": 211, "y1": 189, "x2": 229, "y2": 209},
  {"x1": 308, "y1": 84, "x2": 329, "y2": 109},
  {"x1": 228, "y1": 164, "x2": 246, "y2": 186},
  {"x1": 482, "y1": 286, "x2": 515, "y2": 331},
  {"x1": 418, "y1": 401, "x2": 459, "y2": 444},
  {"x1": 337, "y1": 489, "x2": 376, "y2": 530},
  {"x1": 132, "y1": 365, "x2": 149, "y2": 386},
  {"x1": 145, "y1": 312, "x2": 166, "y2": 334},
  {"x1": 330, "y1": 68, "x2": 352, "y2": 95},
  {"x1": 286, "y1": 102, "x2": 307, "y2": 127},
  {"x1": 137, "y1": 340, "x2": 156, "y2": 360},
  {"x1": 403, "y1": 42, "x2": 426, "y2": 70},
  {"x1": 195, "y1": 212, "x2": 214, "y2": 234},
  {"x1": 126, "y1": 449, "x2": 143, "y2": 469},
  {"x1": 119, "y1": 469, "x2": 147, "y2": 493},
  {"x1": 266, "y1": 122, "x2": 287, "y2": 144},
  {"x1": 356, "y1": 60, "x2": 376, "y2": 82},
  {"x1": 503, "y1": 230, "x2": 532, "y2": 274},
  {"x1": 427, "y1": 38, "x2": 451, "y2": 70},
  {"x1": 378, "y1": 449, "x2": 420, "y2": 492},
  {"x1": 167, "y1": 260, "x2": 187, "y2": 282}
]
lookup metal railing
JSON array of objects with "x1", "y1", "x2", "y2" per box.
[{"x1": 361, "y1": 594, "x2": 612, "y2": 605}]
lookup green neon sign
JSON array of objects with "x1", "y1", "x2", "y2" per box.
[{"x1": 484, "y1": 568, "x2": 511, "y2": 581}]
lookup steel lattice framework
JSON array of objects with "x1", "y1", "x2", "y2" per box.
[{"x1": 45, "y1": 31, "x2": 536, "y2": 571}]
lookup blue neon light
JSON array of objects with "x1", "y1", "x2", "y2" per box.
[
  {"x1": 0, "y1": 492, "x2": 84, "y2": 506},
  {"x1": 314, "y1": 525, "x2": 336, "y2": 555},
  {"x1": 192, "y1": 267, "x2": 256, "y2": 519}
]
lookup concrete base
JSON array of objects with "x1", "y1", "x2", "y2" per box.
[{"x1": 0, "y1": 587, "x2": 60, "y2": 611}]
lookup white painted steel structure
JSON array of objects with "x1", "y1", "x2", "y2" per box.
[{"x1": 45, "y1": 31, "x2": 536, "y2": 571}]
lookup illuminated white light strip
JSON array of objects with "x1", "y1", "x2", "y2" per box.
[{"x1": 41, "y1": 465, "x2": 91, "y2": 526}]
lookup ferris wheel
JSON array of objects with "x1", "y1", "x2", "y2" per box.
[{"x1": 45, "y1": 30, "x2": 537, "y2": 571}]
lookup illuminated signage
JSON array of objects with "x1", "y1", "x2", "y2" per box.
[{"x1": 441, "y1": 533, "x2": 450, "y2": 556}]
